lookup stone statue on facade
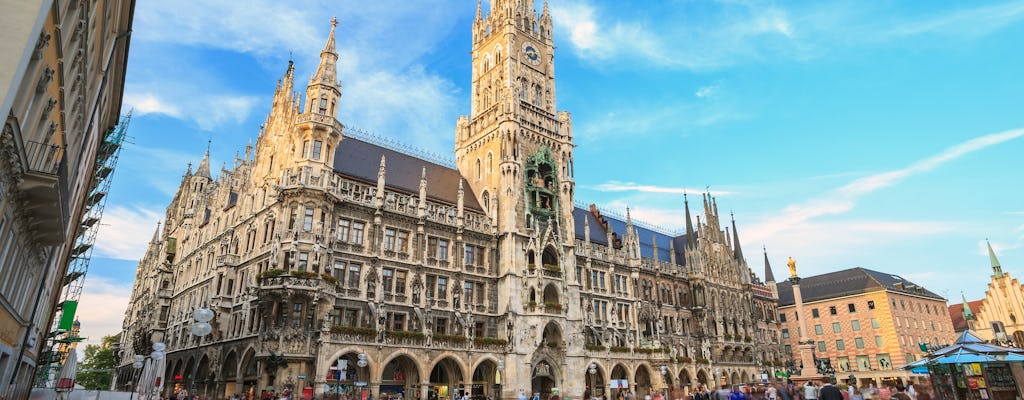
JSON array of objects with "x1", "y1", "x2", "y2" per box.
[{"x1": 787, "y1": 256, "x2": 797, "y2": 278}]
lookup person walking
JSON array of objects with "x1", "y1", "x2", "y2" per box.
[
  {"x1": 889, "y1": 386, "x2": 910, "y2": 400},
  {"x1": 803, "y1": 381, "x2": 818, "y2": 400},
  {"x1": 816, "y1": 381, "x2": 842, "y2": 400}
]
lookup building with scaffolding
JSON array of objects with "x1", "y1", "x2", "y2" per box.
[
  {"x1": 0, "y1": 0, "x2": 135, "y2": 397},
  {"x1": 115, "y1": 3, "x2": 782, "y2": 400}
]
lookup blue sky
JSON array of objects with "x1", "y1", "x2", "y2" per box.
[{"x1": 76, "y1": 0, "x2": 1024, "y2": 346}]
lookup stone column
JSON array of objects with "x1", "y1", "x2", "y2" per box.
[{"x1": 790, "y1": 276, "x2": 818, "y2": 378}]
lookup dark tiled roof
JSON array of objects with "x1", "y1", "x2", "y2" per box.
[
  {"x1": 333, "y1": 137, "x2": 482, "y2": 210},
  {"x1": 949, "y1": 300, "x2": 984, "y2": 332},
  {"x1": 571, "y1": 206, "x2": 688, "y2": 266},
  {"x1": 776, "y1": 267, "x2": 946, "y2": 306}
]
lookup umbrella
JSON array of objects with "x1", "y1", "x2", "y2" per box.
[
  {"x1": 901, "y1": 330, "x2": 1024, "y2": 370},
  {"x1": 56, "y1": 350, "x2": 78, "y2": 392}
]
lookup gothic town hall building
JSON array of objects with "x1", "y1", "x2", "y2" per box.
[{"x1": 116, "y1": 2, "x2": 783, "y2": 399}]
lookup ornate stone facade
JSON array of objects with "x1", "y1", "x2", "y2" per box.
[
  {"x1": 0, "y1": 0, "x2": 134, "y2": 397},
  {"x1": 116, "y1": 3, "x2": 781, "y2": 399}
]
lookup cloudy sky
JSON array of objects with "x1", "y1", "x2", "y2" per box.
[{"x1": 77, "y1": 0, "x2": 1024, "y2": 348}]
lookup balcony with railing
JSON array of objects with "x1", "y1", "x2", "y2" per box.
[{"x1": 17, "y1": 139, "x2": 69, "y2": 244}]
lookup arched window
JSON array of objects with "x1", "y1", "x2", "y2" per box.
[
  {"x1": 534, "y1": 85, "x2": 542, "y2": 106},
  {"x1": 486, "y1": 152, "x2": 493, "y2": 174},
  {"x1": 520, "y1": 80, "x2": 528, "y2": 100},
  {"x1": 481, "y1": 190, "x2": 490, "y2": 213},
  {"x1": 319, "y1": 96, "x2": 328, "y2": 114},
  {"x1": 475, "y1": 158, "x2": 482, "y2": 180}
]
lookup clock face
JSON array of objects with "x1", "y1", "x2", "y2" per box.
[{"x1": 522, "y1": 42, "x2": 541, "y2": 66}]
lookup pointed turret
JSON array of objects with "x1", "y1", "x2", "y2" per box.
[
  {"x1": 476, "y1": 0, "x2": 483, "y2": 21},
  {"x1": 375, "y1": 155, "x2": 387, "y2": 208},
  {"x1": 306, "y1": 17, "x2": 342, "y2": 117},
  {"x1": 313, "y1": 17, "x2": 339, "y2": 88},
  {"x1": 763, "y1": 246, "x2": 776, "y2": 283},
  {"x1": 961, "y1": 292, "x2": 976, "y2": 331},
  {"x1": 987, "y1": 240, "x2": 1004, "y2": 278},
  {"x1": 731, "y1": 212, "x2": 744, "y2": 261},
  {"x1": 151, "y1": 221, "x2": 162, "y2": 245},
  {"x1": 195, "y1": 146, "x2": 211, "y2": 179},
  {"x1": 684, "y1": 193, "x2": 695, "y2": 249}
]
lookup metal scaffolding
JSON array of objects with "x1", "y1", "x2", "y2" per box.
[{"x1": 35, "y1": 112, "x2": 131, "y2": 387}]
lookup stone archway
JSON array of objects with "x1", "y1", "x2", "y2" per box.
[
  {"x1": 741, "y1": 371, "x2": 749, "y2": 384},
  {"x1": 729, "y1": 371, "x2": 739, "y2": 385},
  {"x1": 531, "y1": 360, "x2": 558, "y2": 400},
  {"x1": 382, "y1": 355, "x2": 421, "y2": 400},
  {"x1": 430, "y1": 357, "x2": 465, "y2": 400},
  {"x1": 583, "y1": 362, "x2": 606, "y2": 400},
  {"x1": 222, "y1": 350, "x2": 239, "y2": 398},
  {"x1": 239, "y1": 348, "x2": 258, "y2": 399},
  {"x1": 610, "y1": 364, "x2": 629, "y2": 397},
  {"x1": 541, "y1": 321, "x2": 563, "y2": 348},
  {"x1": 634, "y1": 365, "x2": 652, "y2": 398},
  {"x1": 696, "y1": 370, "x2": 709, "y2": 386},
  {"x1": 472, "y1": 359, "x2": 499, "y2": 398}
]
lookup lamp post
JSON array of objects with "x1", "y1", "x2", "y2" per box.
[
  {"x1": 188, "y1": 308, "x2": 214, "y2": 400},
  {"x1": 659, "y1": 366, "x2": 671, "y2": 399},
  {"x1": 357, "y1": 353, "x2": 368, "y2": 400},
  {"x1": 336, "y1": 358, "x2": 348, "y2": 400},
  {"x1": 496, "y1": 360, "x2": 504, "y2": 400},
  {"x1": 588, "y1": 363, "x2": 597, "y2": 400}
]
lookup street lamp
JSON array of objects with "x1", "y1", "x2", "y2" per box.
[
  {"x1": 189, "y1": 308, "x2": 214, "y2": 400},
  {"x1": 660, "y1": 366, "x2": 671, "y2": 399},
  {"x1": 588, "y1": 363, "x2": 597, "y2": 400}
]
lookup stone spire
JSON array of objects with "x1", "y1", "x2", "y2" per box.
[
  {"x1": 763, "y1": 246, "x2": 776, "y2": 283},
  {"x1": 195, "y1": 143, "x2": 211, "y2": 178},
  {"x1": 962, "y1": 292, "x2": 976, "y2": 331},
  {"x1": 375, "y1": 155, "x2": 386, "y2": 208},
  {"x1": 417, "y1": 167, "x2": 427, "y2": 217},
  {"x1": 151, "y1": 221, "x2": 162, "y2": 245},
  {"x1": 476, "y1": 0, "x2": 483, "y2": 21},
  {"x1": 684, "y1": 193, "x2": 695, "y2": 249},
  {"x1": 651, "y1": 234, "x2": 659, "y2": 262},
  {"x1": 731, "y1": 212, "x2": 744, "y2": 261},
  {"x1": 312, "y1": 17, "x2": 339, "y2": 88},
  {"x1": 583, "y1": 212, "x2": 590, "y2": 244},
  {"x1": 987, "y1": 239, "x2": 1004, "y2": 278},
  {"x1": 306, "y1": 17, "x2": 342, "y2": 117}
]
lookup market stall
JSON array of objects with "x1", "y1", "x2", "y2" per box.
[{"x1": 903, "y1": 331, "x2": 1024, "y2": 400}]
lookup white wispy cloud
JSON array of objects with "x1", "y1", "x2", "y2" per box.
[
  {"x1": 744, "y1": 128, "x2": 1024, "y2": 243},
  {"x1": 550, "y1": 1, "x2": 1024, "y2": 71},
  {"x1": 695, "y1": 84, "x2": 720, "y2": 99},
  {"x1": 93, "y1": 205, "x2": 163, "y2": 260},
  {"x1": 128, "y1": 0, "x2": 466, "y2": 143},
  {"x1": 124, "y1": 89, "x2": 261, "y2": 131},
  {"x1": 591, "y1": 181, "x2": 734, "y2": 196},
  {"x1": 75, "y1": 276, "x2": 132, "y2": 353},
  {"x1": 550, "y1": 0, "x2": 798, "y2": 70},
  {"x1": 888, "y1": 1, "x2": 1024, "y2": 38}
]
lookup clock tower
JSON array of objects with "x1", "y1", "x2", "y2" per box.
[{"x1": 454, "y1": 1, "x2": 582, "y2": 398}]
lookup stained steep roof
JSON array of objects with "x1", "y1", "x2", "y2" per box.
[
  {"x1": 333, "y1": 137, "x2": 482, "y2": 211},
  {"x1": 776, "y1": 267, "x2": 946, "y2": 306}
]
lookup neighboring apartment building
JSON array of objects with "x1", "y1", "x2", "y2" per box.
[
  {"x1": 948, "y1": 242, "x2": 1024, "y2": 346},
  {"x1": 116, "y1": 3, "x2": 782, "y2": 400},
  {"x1": 777, "y1": 268, "x2": 955, "y2": 387},
  {"x1": 0, "y1": 0, "x2": 134, "y2": 397}
]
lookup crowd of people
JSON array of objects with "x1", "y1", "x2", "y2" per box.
[{"x1": 679, "y1": 379, "x2": 932, "y2": 400}]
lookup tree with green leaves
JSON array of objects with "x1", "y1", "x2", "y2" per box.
[{"x1": 76, "y1": 334, "x2": 120, "y2": 390}]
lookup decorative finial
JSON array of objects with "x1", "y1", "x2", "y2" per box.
[{"x1": 331, "y1": 16, "x2": 338, "y2": 28}]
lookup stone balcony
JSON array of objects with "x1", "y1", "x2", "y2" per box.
[
  {"x1": 322, "y1": 328, "x2": 507, "y2": 352},
  {"x1": 16, "y1": 139, "x2": 69, "y2": 245}
]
